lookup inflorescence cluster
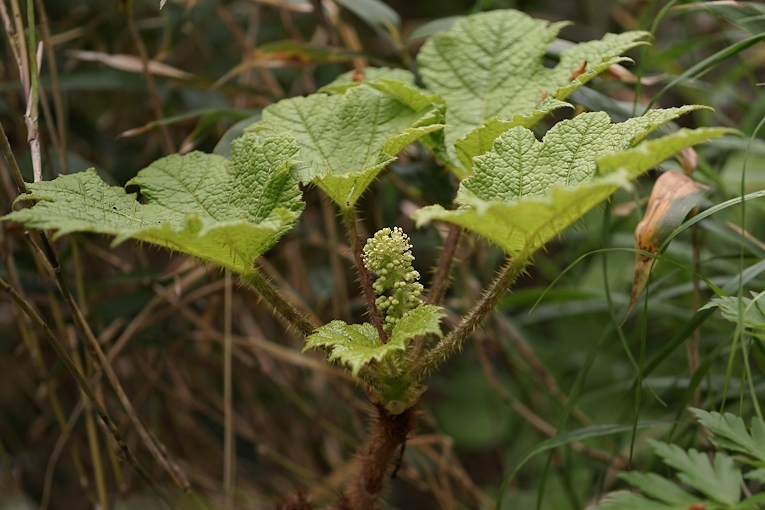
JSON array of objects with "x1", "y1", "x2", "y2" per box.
[{"x1": 363, "y1": 227, "x2": 424, "y2": 332}]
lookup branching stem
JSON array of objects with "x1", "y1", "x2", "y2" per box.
[{"x1": 413, "y1": 255, "x2": 528, "y2": 380}]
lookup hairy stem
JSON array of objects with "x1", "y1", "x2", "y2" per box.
[
  {"x1": 426, "y1": 224, "x2": 461, "y2": 306},
  {"x1": 340, "y1": 208, "x2": 388, "y2": 343},
  {"x1": 343, "y1": 405, "x2": 416, "y2": 510},
  {"x1": 240, "y1": 266, "x2": 320, "y2": 337},
  {"x1": 413, "y1": 255, "x2": 528, "y2": 380}
]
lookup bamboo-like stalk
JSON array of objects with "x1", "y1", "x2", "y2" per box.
[
  {"x1": 72, "y1": 340, "x2": 110, "y2": 510},
  {"x1": 33, "y1": 0, "x2": 68, "y2": 174},
  {"x1": 24, "y1": 0, "x2": 41, "y2": 182}
]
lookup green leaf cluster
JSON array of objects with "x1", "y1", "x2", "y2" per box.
[
  {"x1": 596, "y1": 409, "x2": 765, "y2": 509},
  {"x1": 0, "y1": 8, "x2": 736, "y2": 400},
  {"x1": 417, "y1": 9, "x2": 651, "y2": 177}
]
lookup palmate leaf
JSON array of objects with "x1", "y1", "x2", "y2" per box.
[
  {"x1": 252, "y1": 82, "x2": 444, "y2": 210},
  {"x1": 413, "y1": 108, "x2": 734, "y2": 258},
  {"x1": 417, "y1": 9, "x2": 650, "y2": 177},
  {"x1": 3, "y1": 133, "x2": 303, "y2": 276},
  {"x1": 650, "y1": 440, "x2": 742, "y2": 505},
  {"x1": 304, "y1": 304, "x2": 443, "y2": 376},
  {"x1": 691, "y1": 408, "x2": 765, "y2": 464}
]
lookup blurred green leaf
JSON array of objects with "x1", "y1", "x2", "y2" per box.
[
  {"x1": 691, "y1": 408, "x2": 765, "y2": 464},
  {"x1": 700, "y1": 292, "x2": 765, "y2": 339},
  {"x1": 649, "y1": 439, "x2": 742, "y2": 505}
]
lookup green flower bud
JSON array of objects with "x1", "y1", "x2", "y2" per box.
[{"x1": 363, "y1": 227, "x2": 425, "y2": 332}]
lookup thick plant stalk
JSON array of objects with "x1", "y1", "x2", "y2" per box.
[
  {"x1": 414, "y1": 255, "x2": 528, "y2": 379},
  {"x1": 343, "y1": 405, "x2": 417, "y2": 510}
]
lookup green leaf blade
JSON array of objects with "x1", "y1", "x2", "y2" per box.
[
  {"x1": 649, "y1": 440, "x2": 742, "y2": 505},
  {"x1": 389, "y1": 304, "x2": 444, "y2": 345},
  {"x1": 691, "y1": 408, "x2": 765, "y2": 463},
  {"x1": 254, "y1": 84, "x2": 443, "y2": 209},
  {"x1": 3, "y1": 133, "x2": 304, "y2": 276},
  {"x1": 700, "y1": 293, "x2": 765, "y2": 338},
  {"x1": 418, "y1": 9, "x2": 649, "y2": 175},
  {"x1": 304, "y1": 321, "x2": 405, "y2": 376},
  {"x1": 414, "y1": 112, "x2": 731, "y2": 258},
  {"x1": 617, "y1": 472, "x2": 698, "y2": 506}
]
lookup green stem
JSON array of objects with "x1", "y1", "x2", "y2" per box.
[
  {"x1": 340, "y1": 207, "x2": 388, "y2": 343},
  {"x1": 240, "y1": 265, "x2": 320, "y2": 337},
  {"x1": 413, "y1": 255, "x2": 528, "y2": 380}
]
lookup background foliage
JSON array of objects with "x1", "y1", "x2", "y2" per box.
[{"x1": 0, "y1": 0, "x2": 764, "y2": 509}]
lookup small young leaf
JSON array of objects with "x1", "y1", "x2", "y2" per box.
[
  {"x1": 649, "y1": 439, "x2": 742, "y2": 505},
  {"x1": 304, "y1": 305, "x2": 443, "y2": 377},
  {"x1": 700, "y1": 293, "x2": 765, "y2": 339},
  {"x1": 3, "y1": 133, "x2": 303, "y2": 276},
  {"x1": 691, "y1": 408, "x2": 765, "y2": 464},
  {"x1": 320, "y1": 67, "x2": 417, "y2": 94},
  {"x1": 252, "y1": 83, "x2": 443, "y2": 210},
  {"x1": 413, "y1": 109, "x2": 732, "y2": 258},
  {"x1": 387, "y1": 305, "x2": 444, "y2": 344},
  {"x1": 417, "y1": 9, "x2": 649, "y2": 176},
  {"x1": 303, "y1": 321, "x2": 401, "y2": 377}
]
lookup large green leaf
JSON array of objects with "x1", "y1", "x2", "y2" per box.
[
  {"x1": 3, "y1": 133, "x2": 303, "y2": 276},
  {"x1": 413, "y1": 109, "x2": 733, "y2": 258},
  {"x1": 417, "y1": 9, "x2": 650, "y2": 177},
  {"x1": 252, "y1": 83, "x2": 443, "y2": 210}
]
